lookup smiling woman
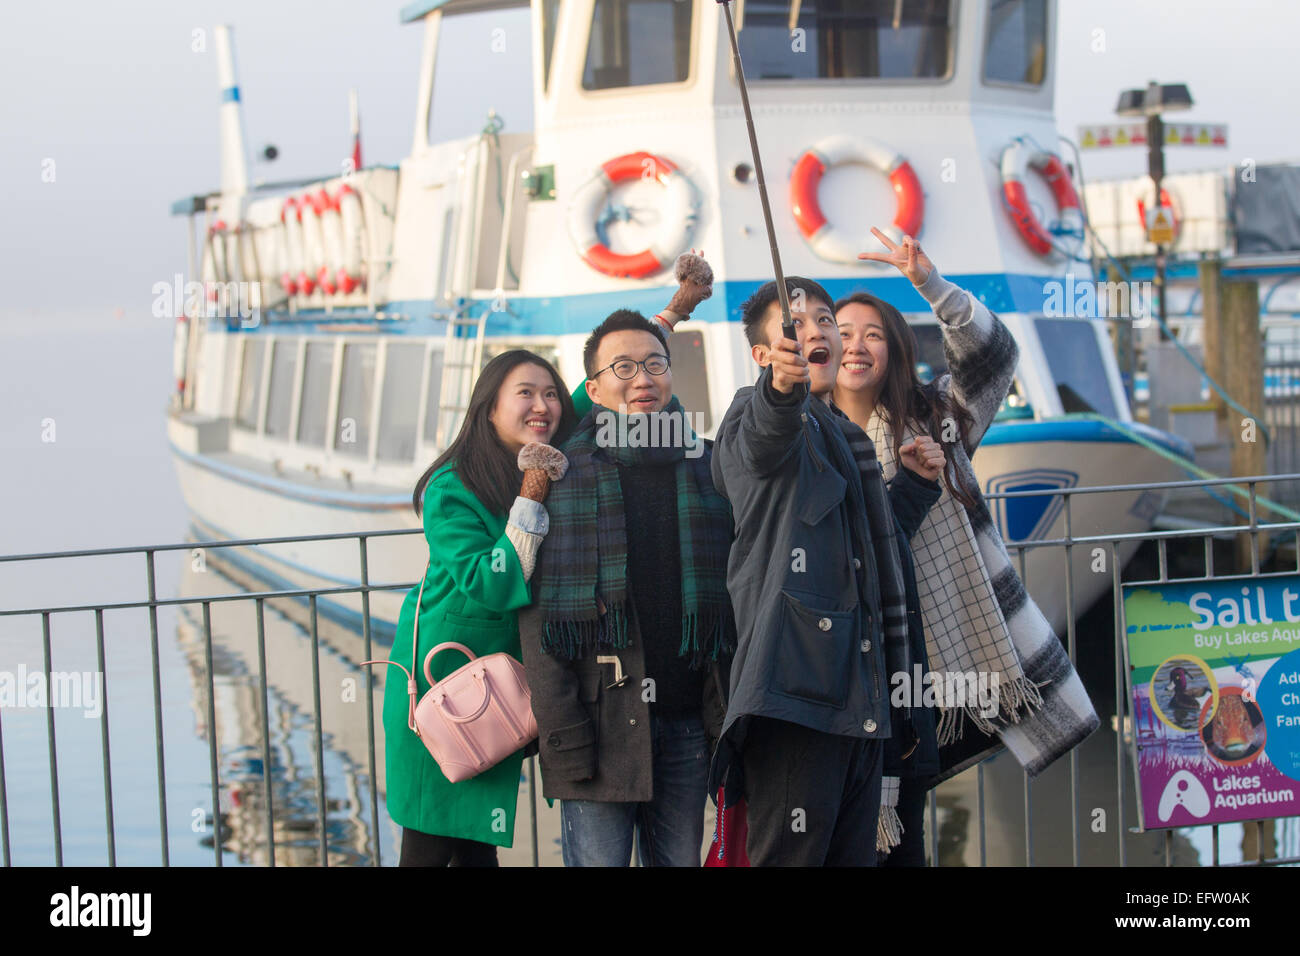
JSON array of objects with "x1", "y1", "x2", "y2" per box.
[{"x1": 383, "y1": 348, "x2": 578, "y2": 866}]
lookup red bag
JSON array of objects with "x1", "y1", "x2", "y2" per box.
[{"x1": 704, "y1": 786, "x2": 751, "y2": 867}]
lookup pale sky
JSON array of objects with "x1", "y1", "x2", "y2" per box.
[{"x1": 1, "y1": 0, "x2": 1296, "y2": 317}]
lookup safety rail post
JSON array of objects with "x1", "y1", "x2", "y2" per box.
[
  {"x1": 255, "y1": 597, "x2": 276, "y2": 867},
  {"x1": 42, "y1": 612, "x2": 62, "y2": 866},
  {"x1": 202, "y1": 601, "x2": 222, "y2": 866},
  {"x1": 94, "y1": 608, "x2": 116, "y2": 866},
  {"x1": 309, "y1": 594, "x2": 329, "y2": 866},
  {"x1": 145, "y1": 549, "x2": 169, "y2": 866},
  {"x1": 358, "y1": 535, "x2": 381, "y2": 867}
]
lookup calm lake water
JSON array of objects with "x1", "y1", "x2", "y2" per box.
[{"x1": 1, "y1": 311, "x2": 1292, "y2": 866}]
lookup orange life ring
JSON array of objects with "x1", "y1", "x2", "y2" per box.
[
  {"x1": 279, "y1": 197, "x2": 303, "y2": 295},
  {"x1": 1000, "y1": 142, "x2": 1084, "y2": 259},
  {"x1": 1137, "y1": 188, "x2": 1180, "y2": 242},
  {"x1": 567, "y1": 151, "x2": 698, "y2": 279},
  {"x1": 789, "y1": 136, "x2": 923, "y2": 263}
]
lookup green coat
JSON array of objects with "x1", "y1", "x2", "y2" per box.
[{"x1": 382, "y1": 464, "x2": 532, "y2": 847}]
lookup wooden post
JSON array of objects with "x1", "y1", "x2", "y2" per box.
[
  {"x1": 1223, "y1": 279, "x2": 1265, "y2": 570},
  {"x1": 1199, "y1": 258, "x2": 1225, "y2": 426}
]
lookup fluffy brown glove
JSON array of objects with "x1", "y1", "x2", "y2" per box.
[
  {"x1": 518, "y1": 442, "x2": 569, "y2": 502},
  {"x1": 665, "y1": 251, "x2": 714, "y2": 317}
]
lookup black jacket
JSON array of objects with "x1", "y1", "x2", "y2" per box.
[{"x1": 708, "y1": 370, "x2": 893, "y2": 797}]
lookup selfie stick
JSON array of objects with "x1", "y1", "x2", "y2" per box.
[{"x1": 716, "y1": 0, "x2": 796, "y2": 345}]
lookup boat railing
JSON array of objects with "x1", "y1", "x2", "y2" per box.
[{"x1": 2, "y1": 474, "x2": 1300, "y2": 867}]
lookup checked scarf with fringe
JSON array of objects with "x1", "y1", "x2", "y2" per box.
[{"x1": 539, "y1": 396, "x2": 735, "y2": 667}]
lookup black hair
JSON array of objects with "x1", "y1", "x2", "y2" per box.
[
  {"x1": 834, "y1": 291, "x2": 979, "y2": 509},
  {"x1": 582, "y1": 309, "x2": 670, "y2": 378},
  {"x1": 413, "y1": 349, "x2": 579, "y2": 518},
  {"x1": 740, "y1": 277, "x2": 836, "y2": 347}
]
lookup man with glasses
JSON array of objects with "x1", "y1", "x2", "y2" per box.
[{"x1": 519, "y1": 308, "x2": 736, "y2": 866}]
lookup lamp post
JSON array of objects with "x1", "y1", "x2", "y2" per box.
[{"x1": 1116, "y1": 81, "x2": 1193, "y2": 341}]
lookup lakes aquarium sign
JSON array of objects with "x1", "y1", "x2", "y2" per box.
[{"x1": 1122, "y1": 575, "x2": 1300, "y2": 830}]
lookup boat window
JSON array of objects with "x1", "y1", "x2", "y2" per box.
[
  {"x1": 377, "y1": 343, "x2": 425, "y2": 463},
  {"x1": 541, "y1": 0, "x2": 560, "y2": 92},
  {"x1": 422, "y1": 349, "x2": 447, "y2": 445},
  {"x1": 666, "y1": 330, "x2": 711, "y2": 431},
  {"x1": 235, "y1": 338, "x2": 266, "y2": 431},
  {"x1": 298, "y1": 342, "x2": 334, "y2": 447},
  {"x1": 737, "y1": 0, "x2": 952, "y2": 81},
  {"x1": 1035, "y1": 318, "x2": 1118, "y2": 418},
  {"x1": 264, "y1": 340, "x2": 299, "y2": 439},
  {"x1": 984, "y1": 0, "x2": 1047, "y2": 87},
  {"x1": 909, "y1": 323, "x2": 948, "y2": 383},
  {"x1": 582, "y1": 0, "x2": 692, "y2": 90},
  {"x1": 335, "y1": 343, "x2": 377, "y2": 458},
  {"x1": 428, "y1": 8, "x2": 534, "y2": 142}
]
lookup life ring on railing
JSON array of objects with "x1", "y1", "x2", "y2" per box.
[
  {"x1": 567, "y1": 151, "x2": 698, "y2": 278},
  {"x1": 206, "y1": 219, "x2": 232, "y2": 302},
  {"x1": 280, "y1": 198, "x2": 304, "y2": 295},
  {"x1": 297, "y1": 192, "x2": 325, "y2": 295},
  {"x1": 335, "y1": 184, "x2": 365, "y2": 294},
  {"x1": 1137, "y1": 188, "x2": 1180, "y2": 243},
  {"x1": 313, "y1": 188, "x2": 343, "y2": 296},
  {"x1": 789, "y1": 136, "x2": 924, "y2": 264},
  {"x1": 1000, "y1": 142, "x2": 1084, "y2": 259}
]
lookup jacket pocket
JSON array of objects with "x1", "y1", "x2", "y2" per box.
[{"x1": 771, "y1": 590, "x2": 858, "y2": 709}]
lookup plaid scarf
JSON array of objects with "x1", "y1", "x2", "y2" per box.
[
  {"x1": 821, "y1": 401, "x2": 911, "y2": 696},
  {"x1": 539, "y1": 395, "x2": 735, "y2": 666}
]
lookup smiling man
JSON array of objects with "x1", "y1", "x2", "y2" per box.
[
  {"x1": 518, "y1": 309, "x2": 736, "y2": 867},
  {"x1": 708, "y1": 277, "x2": 915, "y2": 866}
]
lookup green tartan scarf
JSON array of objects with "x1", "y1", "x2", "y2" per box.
[{"x1": 538, "y1": 395, "x2": 735, "y2": 667}]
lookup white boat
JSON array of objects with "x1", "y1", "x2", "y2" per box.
[{"x1": 168, "y1": 0, "x2": 1190, "y2": 638}]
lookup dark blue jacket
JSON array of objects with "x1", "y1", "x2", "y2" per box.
[{"x1": 707, "y1": 369, "x2": 891, "y2": 796}]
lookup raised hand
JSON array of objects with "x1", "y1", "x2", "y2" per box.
[
  {"x1": 898, "y1": 435, "x2": 945, "y2": 482},
  {"x1": 663, "y1": 249, "x2": 714, "y2": 324},
  {"x1": 768, "y1": 336, "x2": 809, "y2": 395},
  {"x1": 857, "y1": 227, "x2": 935, "y2": 286}
]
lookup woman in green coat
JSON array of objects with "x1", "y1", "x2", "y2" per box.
[{"x1": 382, "y1": 349, "x2": 578, "y2": 866}]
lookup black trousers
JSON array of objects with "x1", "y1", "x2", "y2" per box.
[
  {"x1": 880, "y1": 774, "x2": 928, "y2": 867},
  {"x1": 741, "y1": 717, "x2": 883, "y2": 866},
  {"x1": 399, "y1": 827, "x2": 499, "y2": 867}
]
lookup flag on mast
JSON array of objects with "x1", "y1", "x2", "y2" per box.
[{"x1": 349, "y1": 88, "x2": 362, "y2": 172}]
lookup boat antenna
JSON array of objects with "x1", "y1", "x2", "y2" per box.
[{"x1": 716, "y1": 0, "x2": 797, "y2": 348}]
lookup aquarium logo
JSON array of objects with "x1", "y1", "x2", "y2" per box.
[
  {"x1": 151, "y1": 273, "x2": 263, "y2": 326},
  {"x1": 1042, "y1": 275, "x2": 1154, "y2": 324},
  {"x1": 0, "y1": 666, "x2": 103, "y2": 719}
]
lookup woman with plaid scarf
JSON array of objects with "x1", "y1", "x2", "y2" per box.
[{"x1": 835, "y1": 228, "x2": 1100, "y2": 865}]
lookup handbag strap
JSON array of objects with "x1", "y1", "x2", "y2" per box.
[{"x1": 358, "y1": 558, "x2": 434, "y2": 736}]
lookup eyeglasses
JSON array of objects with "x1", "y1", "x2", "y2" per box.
[{"x1": 593, "y1": 354, "x2": 670, "y2": 381}]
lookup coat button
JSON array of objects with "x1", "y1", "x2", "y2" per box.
[
  {"x1": 861, "y1": 639, "x2": 871, "y2": 652},
  {"x1": 853, "y1": 558, "x2": 862, "y2": 570},
  {"x1": 548, "y1": 733, "x2": 561, "y2": 747},
  {"x1": 629, "y1": 718, "x2": 638, "y2": 726},
  {"x1": 863, "y1": 719, "x2": 877, "y2": 733},
  {"x1": 818, "y1": 617, "x2": 832, "y2": 631}
]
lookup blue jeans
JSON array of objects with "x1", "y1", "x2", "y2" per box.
[{"x1": 560, "y1": 713, "x2": 709, "y2": 867}]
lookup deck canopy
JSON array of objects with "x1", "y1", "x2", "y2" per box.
[{"x1": 400, "y1": 0, "x2": 527, "y2": 22}]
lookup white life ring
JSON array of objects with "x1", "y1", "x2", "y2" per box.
[
  {"x1": 298, "y1": 192, "x2": 326, "y2": 295},
  {"x1": 335, "y1": 184, "x2": 366, "y2": 294},
  {"x1": 280, "y1": 198, "x2": 305, "y2": 295},
  {"x1": 567, "y1": 151, "x2": 698, "y2": 278},
  {"x1": 1000, "y1": 141, "x2": 1084, "y2": 260},
  {"x1": 789, "y1": 136, "x2": 925, "y2": 264}
]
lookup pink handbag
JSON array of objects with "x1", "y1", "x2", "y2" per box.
[{"x1": 364, "y1": 564, "x2": 538, "y2": 783}]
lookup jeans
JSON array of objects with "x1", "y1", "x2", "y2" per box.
[{"x1": 560, "y1": 712, "x2": 710, "y2": 867}]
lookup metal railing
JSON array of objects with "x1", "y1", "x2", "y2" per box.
[{"x1": 2, "y1": 475, "x2": 1299, "y2": 867}]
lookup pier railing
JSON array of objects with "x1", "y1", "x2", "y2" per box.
[{"x1": 2, "y1": 474, "x2": 1299, "y2": 867}]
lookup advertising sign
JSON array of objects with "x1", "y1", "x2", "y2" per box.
[{"x1": 1123, "y1": 575, "x2": 1300, "y2": 829}]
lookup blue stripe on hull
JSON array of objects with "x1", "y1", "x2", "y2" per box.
[{"x1": 983, "y1": 418, "x2": 1193, "y2": 458}]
